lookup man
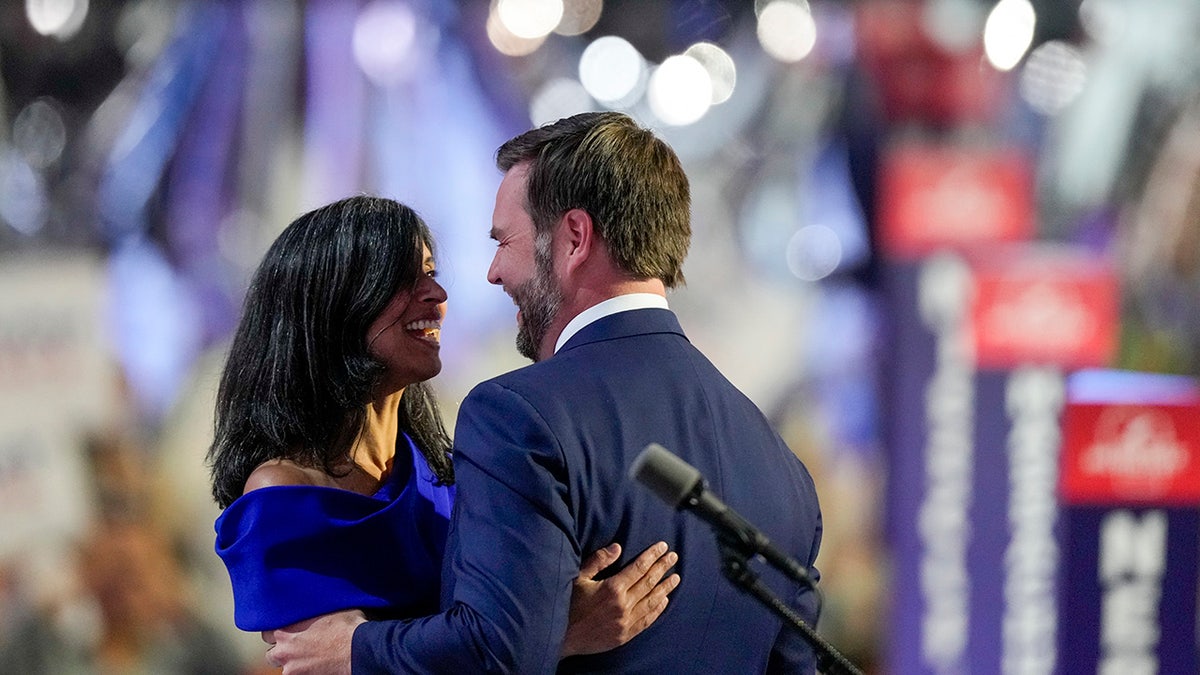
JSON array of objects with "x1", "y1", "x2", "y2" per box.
[{"x1": 270, "y1": 112, "x2": 823, "y2": 673}]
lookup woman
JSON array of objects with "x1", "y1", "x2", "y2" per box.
[{"x1": 207, "y1": 196, "x2": 677, "y2": 660}]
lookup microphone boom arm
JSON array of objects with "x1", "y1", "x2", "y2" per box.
[
  {"x1": 632, "y1": 443, "x2": 864, "y2": 675},
  {"x1": 682, "y1": 480, "x2": 815, "y2": 588}
]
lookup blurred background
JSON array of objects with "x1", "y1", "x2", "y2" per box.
[{"x1": 2, "y1": 0, "x2": 1200, "y2": 673}]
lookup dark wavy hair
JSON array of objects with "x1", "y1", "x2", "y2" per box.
[
  {"x1": 496, "y1": 111, "x2": 691, "y2": 288},
  {"x1": 207, "y1": 196, "x2": 453, "y2": 509}
]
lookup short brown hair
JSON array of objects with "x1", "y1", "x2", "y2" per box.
[{"x1": 496, "y1": 112, "x2": 690, "y2": 288}]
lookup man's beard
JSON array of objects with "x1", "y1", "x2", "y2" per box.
[{"x1": 513, "y1": 238, "x2": 562, "y2": 362}]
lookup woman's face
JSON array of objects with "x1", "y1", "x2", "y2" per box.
[{"x1": 366, "y1": 244, "x2": 447, "y2": 392}]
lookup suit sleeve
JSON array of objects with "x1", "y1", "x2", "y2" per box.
[
  {"x1": 352, "y1": 381, "x2": 578, "y2": 674},
  {"x1": 767, "y1": 472, "x2": 824, "y2": 674}
]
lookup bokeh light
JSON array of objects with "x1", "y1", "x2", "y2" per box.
[
  {"x1": 0, "y1": 151, "x2": 47, "y2": 235},
  {"x1": 555, "y1": 0, "x2": 603, "y2": 36},
  {"x1": 578, "y1": 36, "x2": 646, "y2": 107},
  {"x1": 497, "y1": 0, "x2": 564, "y2": 40},
  {"x1": 684, "y1": 42, "x2": 737, "y2": 105},
  {"x1": 25, "y1": 0, "x2": 88, "y2": 41},
  {"x1": 984, "y1": 0, "x2": 1037, "y2": 72},
  {"x1": 488, "y1": 3, "x2": 547, "y2": 56},
  {"x1": 647, "y1": 55, "x2": 713, "y2": 126},
  {"x1": 787, "y1": 224, "x2": 843, "y2": 281},
  {"x1": 1019, "y1": 40, "x2": 1088, "y2": 115},
  {"x1": 352, "y1": 0, "x2": 420, "y2": 87},
  {"x1": 757, "y1": 0, "x2": 817, "y2": 64},
  {"x1": 13, "y1": 98, "x2": 68, "y2": 170}
]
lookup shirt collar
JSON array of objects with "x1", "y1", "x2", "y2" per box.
[{"x1": 554, "y1": 293, "x2": 670, "y2": 354}]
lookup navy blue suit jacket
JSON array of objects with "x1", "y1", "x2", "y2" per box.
[{"x1": 353, "y1": 308, "x2": 823, "y2": 673}]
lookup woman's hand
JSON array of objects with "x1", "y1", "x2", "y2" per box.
[{"x1": 561, "y1": 541, "x2": 681, "y2": 657}]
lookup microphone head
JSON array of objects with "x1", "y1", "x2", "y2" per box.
[{"x1": 630, "y1": 443, "x2": 702, "y2": 508}]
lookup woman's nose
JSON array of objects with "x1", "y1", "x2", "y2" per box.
[{"x1": 418, "y1": 276, "x2": 448, "y2": 303}]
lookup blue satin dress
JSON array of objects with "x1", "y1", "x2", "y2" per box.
[{"x1": 214, "y1": 434, "x2": 455, "y2": 631}]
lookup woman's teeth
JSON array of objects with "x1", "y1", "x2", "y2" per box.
[{"x1": 404, "y1": 319, "x2": 441, "y2": 343}]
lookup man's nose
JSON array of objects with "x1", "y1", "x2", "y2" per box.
[{"x1": 487, "y1": 255, "x2": 502, "y2": 285}]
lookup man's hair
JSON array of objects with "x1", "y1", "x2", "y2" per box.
[
  {"x1": 496, "y1": 111, "x2": 691, "y2": 288},
  {"x1": 207, "y1": 196, "x2": 452, "y2": 509}
]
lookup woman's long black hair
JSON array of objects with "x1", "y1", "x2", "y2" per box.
[{"x1": 208, "y1": 196, "x2": 453, "y2": 509}]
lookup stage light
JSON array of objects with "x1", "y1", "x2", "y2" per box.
[
  {"x1": 555, "y1": 0, "x2": 602, "y2": 36},
  {"x1": 488, "y1": 3, "x2": 547, "y2": 56},
  {"x1": 579, "y1": 36, "x2": 646, "y2": 107},
  {"x1": 984, "y1": 0, "x2": 1037, "y2": 72},
  {"x1": 497, "y1": 0, "x2": 564, "y2": 40},
  {"x1": 648, "y1": 55, "x2": 713, "y2": 126},
  {"x1": 25, "y1": 0, "x2": 88, "y2": 40},
  {"x1": 353, "y1": 1, "x2": 420, "y2": 87},
  {"x1": 684, "y1": 42, "x2": 736, "y2": 105},
  {"x1": 787, "y1": 224, "x2": 843, "y2": 282},
  {"x1": 1020, "y1": 41, "x2": 1087, "y2": 115},
  {"x1": 757, "y1": 0, "x2": 816, "y2": 63}
]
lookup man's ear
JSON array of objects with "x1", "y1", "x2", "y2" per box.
[{"x1": 560, "y1": 208, "x2": 594, "y2": 274}]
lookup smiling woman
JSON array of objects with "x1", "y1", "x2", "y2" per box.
[
  {"x1": 206, "y1": 193, "x2": 459, "y2": 629},
  {"x1": 207, "y1": 195, "x2": 454, "y2": 511}
]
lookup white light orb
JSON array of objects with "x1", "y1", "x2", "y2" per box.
[
  {"x1": 497, "y1": 0, "x2": 564, "y2": 39},
  {"x1": 555, "y1": 0, "x2": 603, "y2": 36},
  {"x1": 352, "y1": 1, "x2": 419, "y2": 87},
  {"x1": 26, "y1": 0, "x2": 88, "y2": 40},
  {"x1": 757, "y1": 0, "x2": 817, "y2": 63},
  {"x1": 579, "y1": 36, "x2": 646, "y2": 105},
  {"x1": 684, "y1": 42, "x2": 737, "y2": 104},
  {"x1": 488, "y1": 3, "x2": 547, "y2": 56},
  {"x1": 1019, "y1": 40, "x2": 1087, "y2": 115},
  {"x1": 647, "y1": 55, "x2": 713, "y2": 126},
  {"x1": 983, "y1": 0, "x2": 1037, "y2": 72}
]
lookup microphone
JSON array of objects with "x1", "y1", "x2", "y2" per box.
[{"x1": 629, "y1": 443, "x2": 814, "y2": 587}]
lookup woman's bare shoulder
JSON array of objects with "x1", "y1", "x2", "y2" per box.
[{"x1": 244, "y1": 459, "x2": 329, "y2": 494}]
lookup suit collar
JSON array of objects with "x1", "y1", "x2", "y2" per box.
[
  {"x1": 554, "y1": 293, "x2": 669, "y2": 353},
  {"x1": 557, "y1": 307, "x2": 685, "y2": 353}
]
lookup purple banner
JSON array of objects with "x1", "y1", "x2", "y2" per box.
[
  {"x1": 1055, "y1": 370, "x2": 1200, "y2": 673},
  {"x1": 882, "y1": 257, "x2": 1066, "y2": 674},
  {"x1": 1057, "y1": 506, "x2": 1199, "y2": 674}
]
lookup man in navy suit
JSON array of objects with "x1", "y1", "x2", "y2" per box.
[{"x1": 272, "y1": 112, "x2": 823, "y2": 673}]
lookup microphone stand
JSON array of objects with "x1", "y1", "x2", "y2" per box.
[
  {"x1": 636, "y1": 444, "x2": 863, "y2": 674},
  {"x1": 716, "y1": 537, "x2": 864, "y2": 675}
]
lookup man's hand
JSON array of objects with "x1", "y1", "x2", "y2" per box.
[
  {"x1": 263, "y1": 608, "x2": 367, "y2": 674},
  {"x1": 562, "y1": 541, "x2": 681, "y2": 657}
]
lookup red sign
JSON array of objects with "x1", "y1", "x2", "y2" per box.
[
  {"x1": 877, "y1": 143, "x2": 1034, "y2": 259},
  {"x1": 1060, "y1": 400, "x2": 1200, "y2": 505},
  {"x1": 855, "y1": 0, "x2": 1006, "y2": 125},
  {"x1": 966, "y1": 244, "x2": 1119, "y2": 370}
]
